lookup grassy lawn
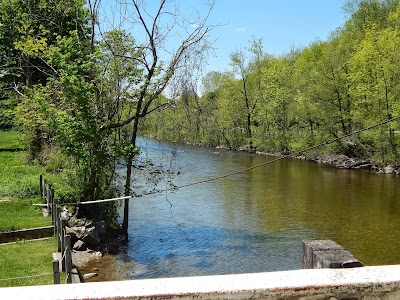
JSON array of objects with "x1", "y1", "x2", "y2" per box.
[
  {"x1": 0, "y1": 131, "x2": 53, "y2": 231},
  {"x1": 0, "y1": 130, "x2": 25, "y2": 151},
  {"x1": 0, "y1": 133, "x2": 42, "y2": 199},
  {"x1": 0, "y1": 131, "x2": 65, "y2": 287},
  {"x1": 0, "y1": 238, "x2": 62, "y2": 287},
  {"x1": 0, "y1": 199, "x2": 52, "y2": 231}
]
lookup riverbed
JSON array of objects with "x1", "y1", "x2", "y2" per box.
[{"x1": 89, "y1": 137, "x2": 400, "y2": 281}]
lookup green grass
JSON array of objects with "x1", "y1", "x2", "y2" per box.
[
  {"x1": 0, "y1": 198, "x2": 52, "y2": 231},
  {"x1": 0, "y1": 130, "x2": 25, "y2": 151},
  {"x1": 0, "y1": 131, "x2": 59, "y2": 231},
  {"x1": 0, "y1": 151, "x2": 44, "y2": 198},
  {"x1": 0, "y1": 131, "x2": 40, "y2": 198},
  {"x1": 0, "y1": 238, "x2": 64, "y2": 287},
  {"x1": 0, "y1": 131, "x2": 69, "y2": 287}
]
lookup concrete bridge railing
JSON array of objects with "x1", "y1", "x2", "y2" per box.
[{"x1": 1, "y1": 265, "x2": 400, "y2": 299}]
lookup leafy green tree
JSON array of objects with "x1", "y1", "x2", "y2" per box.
[
  {"x1": 349, "y1": 11, "x2": 400, "y2": 162},
  {"x1": 260, "y1": 54, "x2": 297, "y2": 153},
  {"x1": 0, "y1": 0, "x2": 89, "y2": 89}
]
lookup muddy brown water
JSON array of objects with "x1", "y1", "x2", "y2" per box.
[{"x1": 83, "y1": 137, "x2": 400, "y2": 281}]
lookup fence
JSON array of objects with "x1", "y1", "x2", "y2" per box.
[{"x1": 39, "y1": 176, "x2": 79, "y2": 284}]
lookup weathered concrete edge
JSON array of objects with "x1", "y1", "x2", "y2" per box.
[{"x1": 2, "y1": 265, "x2": 400, "y2": 299}]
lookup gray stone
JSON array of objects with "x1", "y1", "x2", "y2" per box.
[
  {"x1": 83, "y1": 273, "x2": 98, "y2": 280},
  {"x1": 70, "y1": 226, "x2": 86, "y2": 239},
  {"x1": 73, "y1": 240, "x2": 87, "y2": 251},
  {"x1": 82, "y1": 229, "x2": 100, "y2": 247}
]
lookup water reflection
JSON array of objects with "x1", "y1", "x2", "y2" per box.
[
  {"x1": 123, "y1": 223, "x2": 303, "y2": 279},
  {"x1": 111, "y1": 137, "x2": 400, "y2": 280}
]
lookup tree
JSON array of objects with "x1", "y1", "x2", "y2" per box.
[
  {"x1": 349, "y1": 11, "x2": 400, "y2": 162},
  {"x1": 95, "y1": 0, "x2": 214, "y2": 234},
  {"x1": 230, "y1": 49, "x2": 255, "y2": 150},
  {"x1": 1, "y1": 0, "x2": 90, "y2": 158}
]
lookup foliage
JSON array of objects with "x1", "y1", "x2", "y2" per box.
[
  {"x1": 144, "y1": 0, "x2": 400, "y2": 166},
  {"x1": 1, "y1": 0, "x2": 214, "y2": 230}
]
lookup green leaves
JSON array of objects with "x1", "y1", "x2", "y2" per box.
[{"x1": 145, "y1": 0, "x2": 400, "y2": 164}]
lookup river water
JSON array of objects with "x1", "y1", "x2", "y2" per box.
[{"x1": 107, "y1": 137, "x2": 400, "y2": 280}]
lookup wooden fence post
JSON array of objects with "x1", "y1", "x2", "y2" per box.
[
  {"x1": 40, "y1": 175, "x2": 43, "y2": 199},
  {"x1": 52, "y1": 196, "x2": 57, "y2": 235},
  {"x1": 302, "y1": 240, "x2": 363, "y2": 269},
  {"x1": 50, "y1": 187, "x2": 55, "y2": 221},
  {"x1": 53, "y1": 259, "x2": 60, "y2": 284},
  {"x1": 61, "y1": 219, "x2": 67, "y2": 272},
  {"x1": 56, "y1": 207, "x2": 62, "y2": 252},
  {"x1": 47, "y1": 184, "x2": 52, "y2": 213},
  {"x1": 65, "y1": 234, "x2": 72, "y2": 284},
  {"x1": 43, "y1": 179, "x2": 48, "y2": 204}
]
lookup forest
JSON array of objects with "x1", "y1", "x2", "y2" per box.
[
  {"x1": 1, "y1": 0, "x2": 400, "y2": 227},
  {"x1": 143, "y1": 0, "x2": 400, "y2": 166}
]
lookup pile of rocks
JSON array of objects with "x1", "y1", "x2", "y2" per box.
[
  {"x1": 59, "y1": 207, "x2": 123, "y2": 256},
  {"x1": 66, "y1": 216, "x2": 106, "y2": 251}
]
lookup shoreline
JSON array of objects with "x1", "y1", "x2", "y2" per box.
[{"x1": 147, "y1": 135, "x2": 400, "y2": 176}]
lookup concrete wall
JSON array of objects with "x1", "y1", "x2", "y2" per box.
[{"x1": 2, "y1": 265, "x2": 400, "y2": 299}]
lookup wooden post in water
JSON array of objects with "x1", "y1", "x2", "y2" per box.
[{"x1": 302, "y1": 240, "x2": 363, "y2": 269}]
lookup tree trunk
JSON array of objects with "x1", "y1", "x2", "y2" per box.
[{"x1": 121, "y1": 113, "x2": 140, "y2": 236}]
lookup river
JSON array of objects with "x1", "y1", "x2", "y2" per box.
[{"x1": 98, "y1": 137, "x2": 400, "y2": 280}]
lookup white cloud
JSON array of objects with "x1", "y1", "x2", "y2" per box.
[
  {"x1": 235, "y1": 27, "x2": 247, "y2": 33},
  {"x1": 191, "y1": 23, "x2": 199, "y2": 29}
]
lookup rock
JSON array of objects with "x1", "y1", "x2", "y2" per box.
[
  {"x1": 94, "y1": 220, "x2": 107, "y2": 239},
  {"x1": 82, "y1": 229, "x2": 100, "y2": 247},
  {"x1": 69, "y1": 226, "x2": 86, "y2": 239},
  {"x1": 384, "y1": 166, "x2": 395, "y2": 174},
  {"x1": 73, "y1": 240, "x2": 87, "y2": 251},
  {"x1": 75, "y1": 218, "x2": 87, "y2": 227},
  {"x1": 83, "y1": 273, "x2": 98, "y2": 280},
  {"x1": 60, "y1": 206, "x2": 71, "y2": 220},
  {"x1": 68, "y1": 216, "x2": 77, "y2": 227}
]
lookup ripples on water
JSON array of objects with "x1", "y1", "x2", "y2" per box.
[
  {"x1": 109, "y1": 137, "x2": 400, "y2": 280},
  {"x1": 124, "y1": 223, "x2": 302, "y2": 279}
]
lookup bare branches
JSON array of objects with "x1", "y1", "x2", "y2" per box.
[
  {"x1": 13, "y1": 82, "x2": 25, "y2": 97},
  {"x1": 99, "y1": 0, "x2": 215, "y2": 131}
]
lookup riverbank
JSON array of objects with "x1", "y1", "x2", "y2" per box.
[
  {"x1": 148, "y1": 134, "x2": 400, "y2": 176},
  {"x1": 293, "y1": 153, "x2": 399, "y2": 175}
]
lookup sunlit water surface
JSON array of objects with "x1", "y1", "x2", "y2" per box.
[{"x1": 105, "y1": 137, "x2": 400, "y2": 280}]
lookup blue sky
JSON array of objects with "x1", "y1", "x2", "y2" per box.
[
  {"x1": 101, "y1": 1, "x2": 349, "y2": 80},
  {"x1": 200, "y1": 0, "x2": 348, "y2": 73}
]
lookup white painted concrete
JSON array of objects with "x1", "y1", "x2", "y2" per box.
[{"x1": 2, "y1": 265, "x2": 400, "y2": 299}]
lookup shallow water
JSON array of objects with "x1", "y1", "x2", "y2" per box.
[{"x1": 106, "y1": 137, "x2": 400, "y2": 280}]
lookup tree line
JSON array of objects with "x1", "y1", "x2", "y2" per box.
[{"x1": 144, "y1": 0, "x2": 400, "y2": 166}]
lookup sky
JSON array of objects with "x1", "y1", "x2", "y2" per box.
[
  {"x1": 100, "y1": 0, "x2": 349, "y2": 85},
  {"x1": 201, "y1": 0, "x2": 348, "y2": 74}
]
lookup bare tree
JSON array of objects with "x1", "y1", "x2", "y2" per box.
[{"x1": 95, "y1": 0, "x2": 215, "y2": 235}]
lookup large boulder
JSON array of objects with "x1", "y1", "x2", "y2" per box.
[{"x1": 81, "y1": 227, "x2": 101, "y2": 247}]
